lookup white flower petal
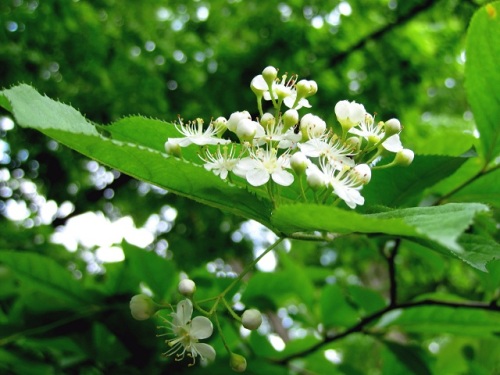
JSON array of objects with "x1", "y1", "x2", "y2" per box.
[
  {"x1": 190, "y1": 316, "x2": 213, "y2": 339},
  {"x1": 272, "y1": 170, "x2": 294, "y2": 186},
  {"x1": 247, "y1": 168, "x2": 270, "y2": 186},
  {"x1": 175, "y1": 299, "x2": 193, "y2": 326},
  {"x1": 193, "y1": 343, "x2": 216, "y2": 361},
  {"x1": 383, "y1": 134, "x2": 403, "y2": 152}
]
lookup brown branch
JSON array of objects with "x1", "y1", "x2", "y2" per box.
[{"x1": 277, "y1": 298, "x2": 500, "y2": 363}]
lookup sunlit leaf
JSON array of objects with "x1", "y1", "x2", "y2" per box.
[{"x1": 465, "y1": 1, "x2": 500, "y2": 162}]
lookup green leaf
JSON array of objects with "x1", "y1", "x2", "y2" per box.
[
  {"x1": 272, "y1": 203, "x2": 488, "y2": 253},
  {"x1": 465, "y1": 1, "x2": 500, "y2": 162},
  {"x1": 347, "y1": 285, "x2": 386, "y2": 315},
  {"x1": 448, "y1": 167, "x2": 500, "y2": 207},
  {"x1": 122, "y1": 242, "x2": 176, "y2": 299},
  {"x1": 0, "y1": 84, "x2": 273, "y2": 227},
  {"x1": 380, "y1": 305, "x2": 500, "y2": 337},
  {"x1": 415, "y1": 233, "x2": 500, "y2": 272},
  {"x1": 382, "y1": 341, "x2": 432, "y2": 375},
  {"x1": 0, "y1": 251, "x2": 93, "y2": 311},
  {"x1": 321, "y1": 284, "x2": 360, "y2": 327},
  {"x1": 362, "y1": 154, "x2": 471, "y2": 208}
]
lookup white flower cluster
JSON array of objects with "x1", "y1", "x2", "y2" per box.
[{"x1": 166, "y1": 66, "x2": 414, "y2": 209}]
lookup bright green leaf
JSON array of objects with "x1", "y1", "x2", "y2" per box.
[
  {"x1": 0, "y1": 84, "x2": 273, "y2": 227},
  {"x1": 321, "y1": 284, "x2": 360, "y2": 328},
  {"x1": 272, "y1": 203, "x2": 488, "y2": 253},
  {"x1": 465, "y1": 1, "x2": 500, "y2": 162}
]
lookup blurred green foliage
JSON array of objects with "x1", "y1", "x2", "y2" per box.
[{"x1": 1, "y1": 0, "x2": 499, "y2": 374}]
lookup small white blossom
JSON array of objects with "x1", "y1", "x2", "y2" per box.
[
  {"x1": 349, "y1": 114, "x2": 403, "y2": 152},
  {"x1": 200, "y1": 145, "x2": 240, "y2": 179},
  {"x1": 161, "y1": 299, "x2": 216, "y2": 365},
  {"x1": 335, "y1": 100, "x2": 366, "y2": 129},
  {"x1": 170, "y1": 118, "x2": 230, "y2": 147},
  {"x1": 299, "y1": 113, "x2": 326, "y2": 139},
  {"x1": 252, "y1": 73, "x2": 312, "y2": 110},
  {"x1": 311, "y1": 158, "x2": 366, "y2": 209},
  {"x1": 234, "y1": 148, "x2": 294, "y2": 187},
  {"x1": 227, "y1": 111, "x2": 251, "y2": 132},
  {"x1": 298, "y1": 133, "x2": 355, "y2": 170},
  {"x1": 178, "y1": 279, "x2": 196, "y2": 296}
]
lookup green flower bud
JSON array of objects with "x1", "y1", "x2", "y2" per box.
[
  {"x1": 164, "y1": 140, "x2": 182, "y2": 158},
  {"x1": 230, "y1": 353, "x2": 247, "y2": 372},
  {"x1": 262, "y1": 66, "x2": 278, "y2": 86},
  {"x1": 384, "y1": 118, "x2": 401, "y2": 137},
  {"x1": 290, "y1": 152, "x2": 309, "y2": 175},
  {"x1": 282, "y1": 109, "x2": 299, "y2": 130},
  {"x1": 130, "y1": 294, "x2": 157, "y2": 321},
  {"x1": 394, "y1": 149, "x2": 414, "y2": 166},
  {"x1": 260, "y1": 113, "x2": 275, "y2": 130},
  {"x1": 242, "y1": 309, "x2": 263, "y2": 330}
]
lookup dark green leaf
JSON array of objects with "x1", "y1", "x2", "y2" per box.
[
  {"x1": 0, "y1": 251, "x2": 93, "y2": 311},
  {"x1": 321, "y1": 284, "x2": 360, "y2": 328},
  {"x1": 382, "y1": 341, "x2": 432, "y2": 375},
  {"x1": 362, "y1": 154, "x2": 471, "y2": 208}
]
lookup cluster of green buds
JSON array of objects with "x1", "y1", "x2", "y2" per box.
[
  {"x1": 165, "y1": 66, "x2": 413, "y2": 209},
  {"x1": 130, "y1": 278, "x2": 263, "y2": 371}
]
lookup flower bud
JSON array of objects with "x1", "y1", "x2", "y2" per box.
[
  {"x1": 262, "y1": 66, "x2": 278, "y2": 86},
  {"x1": 282, "y1": 109, "x2": 299, "y2": 130},
  {"x1": 296, "y1": 79, "x2": 318, "y2": 98},
  {"x1": 394, "y1": 149, "x2": 414, "y2": 166},
  {"x1": 300, "y1": 113, "x2": 326, "y2": 140},
  {"x1": 236, "y1": 119, "x2": 258, "y2": 142},
  {"x1": 164, "y1": 140, "x2": 182, "y2": 158},
  {"x1": 345, "y1": 136, "x2": 361, "y2": 152},
  {"x1": 334, "y1": 100, "x2": 366, "y2": 130},
  {"x1": 178, "y1": 279, "x2": 196, "y2": 296},
  {"x1": 242, "y1": 309, "x2": 263, "y2": 330},
  {"x1": 250, "y1": 76, "x2": 267, "y2": 96},
  {"x1": 290, "y1": 152, "x2": 309, "y2": 175},
  {"x1": 260, "y1": 113, "x2": 275, "y2": 130},
  {"x1": 227, "y1": 111, "x2": 251, "y2": 132},
  {"x1": 130, "y1": 294, "x2": 157, "y2": 321},
  {"x1": 384, "y1": 118, "x2": 401, "y2": 137},
  {"x1": 306, "y1": 167, "x2": 325, "y2": 191},
  {"x1": 230, "y1": 353, "x2": 247, "y2": 372},
  {"x1": 352, "y1": 164, "x2": 371, "y2": 184}
]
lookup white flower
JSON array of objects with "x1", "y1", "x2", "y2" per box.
[
  {"x1": 169, "y1": 118, "x2": 230, "y2": 147},
  {"x1": 299, "y1": 113, "x2": 326, "y2": 139},
  {"x1": 161, "y1": 299, "x2": 216, "y2": 364},
  {"x1": 298, "y1": 133, "x2": 355, "y2": 170},
  {"x1": 349, "y1": 114, "x2": 403, "y2": 153},
  {"x1": 227, "y1": 111, "x2": 251, "y2": 132},
  {"x1": 234, "y1": 148, "x2": 294, "y2": 187},
  {"x1": 251, "y1": 74, "x2": 312, "y2": 110},
  {"x1": 335, "y1": 100, "x2": 366, "y2": 129},
  {"x1": 200, "y1": 145, "x2": 240, "y2": 179},
  {"x1": 310, "y1": 158, "x2": 365, "y2": 209}
]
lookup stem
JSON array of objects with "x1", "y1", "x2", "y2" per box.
[
  {"x1": 214, "y1": 312, "x2": 232, "y2": 354},
  {"x1": 386, "y1": 239, "x2": 401, "y2": 306},
  {"x1": 220, "y1": 237, "x2": 284, "y2": 298}
]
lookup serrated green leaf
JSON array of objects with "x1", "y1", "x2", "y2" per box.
[
  {"x1": 0, "y1": 84, "x2": 273, "y2": 227},
  {"x1": 0, "y1": 251, "x2": 92, "y2": 311},
  {"x1": 415, "y1": 233, "x2": 500, "y2": 272},
  {"x1": 272, "y1": 203, "x2": 488, "y2": 253},
  {"x1": 465, "y1": 1, "x2": 500, "y2": 162},
  {"x1": 362, "y1": 154, "x2": 471, "y2": 208}
]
